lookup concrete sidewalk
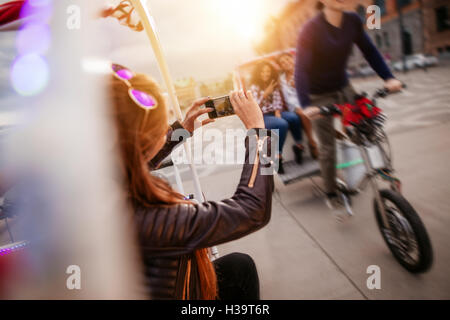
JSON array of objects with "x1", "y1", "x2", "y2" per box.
[
  {"x1": 199, "y1": 122, "x2": 450, "y2": 299},
  {"x1": 1, "y1": 118, "x2": 449, "y2": 300},
  {"x1": 1, "y1": 123, "x2": 449, "y2": 299}
]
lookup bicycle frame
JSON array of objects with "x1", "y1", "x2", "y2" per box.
[
  {"x1": 329, "y1": 88, "x2": 404, "y2": 226},
  {"x1": 348, "y1": 130, "x2": 400, "y2": 229}
]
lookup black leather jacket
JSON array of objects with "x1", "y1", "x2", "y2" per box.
[{"x1": 138, "y1": 122, "x2": 274, "y2": 299}]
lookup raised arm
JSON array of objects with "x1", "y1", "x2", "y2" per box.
[
  {"x1": 354, "y1": 15, "x2": 394, "y2": 81},
  {"x1": 137, "y1": 131, "x2": 274, "y2": 256},
  {"x1": 137, "y1": 91, "x2": 274, "y2": 256},
  {"x1": 148, "y1": 121, "x2": 187, "y2": 170},
  {"x1": 148, "y1": 97, "x2": 214, "y2": 169}
]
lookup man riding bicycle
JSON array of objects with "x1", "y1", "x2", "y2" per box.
[{"x1": 295, "y1": 0, "x2": 403, "y2": 211}]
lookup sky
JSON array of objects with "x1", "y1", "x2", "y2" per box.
[{"x1": 98, "y1": 0, "x2": 294, "y2": 81}]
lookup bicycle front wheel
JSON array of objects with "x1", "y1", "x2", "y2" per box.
[{"x1": 374, "y1": 189, "x2": 433, "y2": 273}]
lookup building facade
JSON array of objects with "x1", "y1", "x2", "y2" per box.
[
  {"x1": 174, "y1": 77, "x2": 200, "y2": 109},
  {"x1": 349, "y1": 0, "x2": 425, "y2": 69},
  {"x1": 256, "y1": 0, "x2": 450, "y2": 69},
  {"x1": 172, "y1": 75, "x2": 234, "y2": 110},
  {"x1": 422, "y1": 0, "x2": 450, "y2": 55},
  {"x1": 255, "y1": 0, "x2": 318, "y2": 54},
  {"x1": 199, "y1": 74, "x2": 234, "y2": 99}
]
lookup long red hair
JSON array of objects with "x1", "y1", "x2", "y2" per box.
[{"x1": 108, "y1": 71, "x2": 217, "y2": 300}]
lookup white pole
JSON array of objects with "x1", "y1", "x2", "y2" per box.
[
  {"x1": 131, "y1": 0, "x2": 219, "y2": 259},
  {"x1": 171, "y1": 154, "x2": 185, "y2": 195},
  {"x1": 130, "y1": 0, "x2": 203, "y2": 200}
]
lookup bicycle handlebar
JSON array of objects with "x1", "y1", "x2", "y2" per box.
[
  {"x1": 318, "y1": 83, "x2": 407, "y2": 116},
  {"x1": 372, "y1": 83, "x2": 407, "y2": 99}
]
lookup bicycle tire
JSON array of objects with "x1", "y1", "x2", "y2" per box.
[{"x1": 374, "y1": 189, "x2": 433, "y2": 273}]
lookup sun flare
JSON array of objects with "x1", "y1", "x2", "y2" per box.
[{"x1": 213, "y1": 0, "x2": 267, "y2": 41}]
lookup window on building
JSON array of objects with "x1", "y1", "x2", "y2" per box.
[
  {"x1": 435, "y1": 6, "x2": 450, "y2": 32},
  {"x1": 383, "y1": 32, "x2": 390, "y2": 48},
  {"x1": 398, "y1": 0, "x2": 412, "y2": 8},
  {"x1": 375, "y1": 34, "x2": 383, "y2": 48},
  {"x1": 374, "y1": 0, "x2": 386, "y2": 16},
  {"x1": 402, "y1": 30, "x2": 413, "y2": 55}
]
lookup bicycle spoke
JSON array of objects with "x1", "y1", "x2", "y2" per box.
[{"x1": 383, "y1": 201, "x2": 420, "y2": 265}]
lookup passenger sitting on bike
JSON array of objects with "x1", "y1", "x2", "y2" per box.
[
  {"x1": 295, "y1": 0, "x2": 402, "y2": 210},
  {"x1": 277, "y1": 52, "x2": 319, "y2": 160},
  {"x1": 250, "y1": 60, "x2": 304, "y2": 174}
]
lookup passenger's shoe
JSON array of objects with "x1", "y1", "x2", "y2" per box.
[{"x1": 292, "y1": 145, "x2": 303, "y2": 164}]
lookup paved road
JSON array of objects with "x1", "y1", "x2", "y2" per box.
[
  {"x1": 354, "y1": 62, "x2": 450, "y2": 135},
  {"x1": 1, "y1": 63, "x2": 449, "y2": 299}
]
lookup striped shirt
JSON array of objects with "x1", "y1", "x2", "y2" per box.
[{"x1": 250, "y1": 84, "x2": 284, "y2": 114}]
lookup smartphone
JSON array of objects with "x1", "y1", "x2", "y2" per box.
[{"x1": 206, "y1": 95, "x2": 234, "y2": 119}]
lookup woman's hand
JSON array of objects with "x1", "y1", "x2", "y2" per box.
[
  {"x1": 384, "y1": 78, "x2": 403, "y2": 93},
  {"x1": 262, "y1": 80, "x2": 278, "y2": 99},
  {"x1": 274, "y1": 110, "x2": 282, "y2": 118},
  {"x1": 230, "y1": 90, "x2": 265, "y2": 130},
  {"x1": 181, "y1": 97, "x2": 215, "y2": 133}
]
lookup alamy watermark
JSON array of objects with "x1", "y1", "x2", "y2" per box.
[
  {"x1": 169, "y1": 126, "x2": 279, "y2": 175},
  {"x1": 64, "y1": 264, "x2": 381, "y2": 291},
  {"x1": 366, "y1": 265, "x2": 381, "y2": 290},
  {"x1": 65, "y1": 4, "x2": 382, "y2": 31},
  {"x1": 66, "y1": 4, "x2": 81, "y2": 30},
  {"x1": 367, "y1": 5, "x2": 382, "y2": 30},
  {"x1": 66, "y1": 265, "x2": 81, "y2": 290}
]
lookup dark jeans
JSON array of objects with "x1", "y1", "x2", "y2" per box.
[
  {"x1": 263, "y1": 111, "x2": 303, "y2": 153},
  {"x1": 213, "y1": 252, "x2": 260, "y2": 300}
]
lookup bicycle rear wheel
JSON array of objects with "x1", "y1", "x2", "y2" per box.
[{"x1": 374, "y1": 189, "x2": 433, "y2": 273}]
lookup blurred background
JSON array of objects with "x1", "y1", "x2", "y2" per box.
[{"x1": 0, "y1": 0, "x2": 450, "y2": 299}]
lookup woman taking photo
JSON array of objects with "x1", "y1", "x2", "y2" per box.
[
  {"x1": 109, "y1": 64, "x2": 274, "y2": 300},
  {"x1": 250, "y1": 61, "x2": 304, "y2": 174}
]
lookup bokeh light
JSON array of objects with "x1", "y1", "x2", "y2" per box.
[
  {"x1": 213, "y1": 0, "x2": 267, "y2": 40},
  {"x1": 16, "y1": 23, "x2": 51, "y2": 55},
  {"x1": 19, "y1": 0, "x2": 53, "y2": 24},
  {"x1": 10, "y1": 0, "x2": 53, "y2": 97},
  {"x1": 10, "y1": 54, "x2": 49, "y2": 96}
]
